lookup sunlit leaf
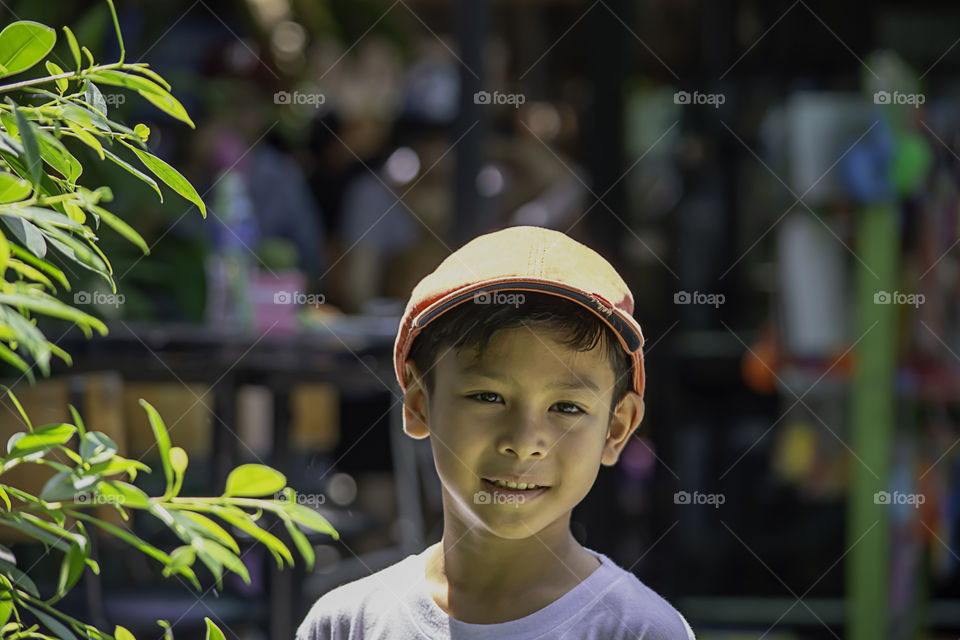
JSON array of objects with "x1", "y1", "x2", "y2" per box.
[
  {"x1": 205, "y1": 618, "x2": 226, "y2": 640},
  {"x1": 87, "y1": 69, "x2": 194, "y2": 128},
  {"x1": 123, "y1": 141, "x2": 205, "y2": 217},
  {"x1": 223, "y1": 464, "x2": 286, "y2": 497},
  {"x1": 45, "y1": 60, "x2": 67, "y2": 93},
  {"x1": 63, "y1": 26, "x2": 80, "y2": 72},
  {"x1": 0, "y1": 21, "x2": 56, "y2": 78},
  {"x1": 0, "y1": 172, "x2": 31, "y2": 203}
]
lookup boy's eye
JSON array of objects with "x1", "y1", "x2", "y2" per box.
[
  {"x1": 467, "y1": 393, "x2": 586, "y2": 416},
  {"x1": 553, "y1": 402, "x2": 585, "y2": 416}
]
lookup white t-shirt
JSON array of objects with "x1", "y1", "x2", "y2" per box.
[{"x1": 296, "y1": 543, "x2": 696, "y2": 640}]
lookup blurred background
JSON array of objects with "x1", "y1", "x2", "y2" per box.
[{"x1": 1, "y1": 0, "x2": 960, "y2": 638}]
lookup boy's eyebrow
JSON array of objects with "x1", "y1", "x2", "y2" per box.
[{"x1": 460, "y1": 364, "x2": 601, "y2": 393}]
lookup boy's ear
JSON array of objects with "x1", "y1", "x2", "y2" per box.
[
  {"x1": 601, "y1": 392, "x2": 645, "y2": 466},
  {"x1": 402, "y1": 360, "x2": 431, "y2": 439}
]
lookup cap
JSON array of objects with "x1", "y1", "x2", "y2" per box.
[{"x1": 393, "y1": 225, "x2": 645, "y2": 399}]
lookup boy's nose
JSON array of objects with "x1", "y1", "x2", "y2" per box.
[{"x1": 496, "y1": 413, "x2": 547, "y2": 459}]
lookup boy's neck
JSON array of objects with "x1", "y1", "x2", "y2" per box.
[{"x1": 425, "y1": 525, "x2": 601, "y2": 621}]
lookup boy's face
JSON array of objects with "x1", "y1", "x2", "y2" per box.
[{"x1": 402, "y1": 324, "x2": 644, "y2": 540}]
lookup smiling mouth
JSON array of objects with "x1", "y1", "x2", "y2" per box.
[{"x1": 482, "y1": 478, "x2": 550, "y2": 491}]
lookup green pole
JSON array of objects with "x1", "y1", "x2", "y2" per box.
[{"x1": 848, "y1": 203, "x2": 897, "y2": 640}]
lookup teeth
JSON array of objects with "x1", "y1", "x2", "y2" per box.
[{"x1": 489, "y1": 479, "x2": 542, "y2": 490}]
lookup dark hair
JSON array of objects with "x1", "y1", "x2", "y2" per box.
[{"x1": 407, "y1": 292, "x2": 634, "y2": 421}]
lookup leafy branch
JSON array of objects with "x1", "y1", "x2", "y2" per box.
[
  {"x1": 0, "y1": 3, "x2": 340, "y2": 639},
  {"x1": 0, "y1": 4, "x2": 206, "y2": 384}
]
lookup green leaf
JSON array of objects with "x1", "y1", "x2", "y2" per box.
[
  {"x1": 115, "y1": 625, "x2": 136, "y2": 640},
  {"x1": 0, "y1": 229, "x2": 7, "y2": 275},
  {"x1": 79, "y1": 431, "x2": 117, "y2": 464},
  {"x1": 0, "y1": 172, "x2": 31, "y2": 203},
  {"x1": 64, "y1": 119, "x2": 104, "y2": 159},
  {"x1": 62, "y1": 102, "x2": 110, "y2": 133},
  {"x1": 0, "y1": 557, "x2": 39, "y2": 596},
  {"x1": 286, "y1": 502, "x2": 339, "y2": 539},
  {"x1": 0, "y1": 21, "x2": 56, "y2": 79},
  {"x1": 162, "y1": 545, "x2": 196, "y2": 579},
  {"x1": 38, "y1": 223, "x2": 110, "y2": 279},
  {"x1": 68, "y1": 404, "x2": 85, "y2": 438},
  {"x1": 2, "y1": 215, "x2": 47, "y2": 258},
  {"x1": 87, "y1": 456, "x2": 150, "y2": 481},
  {"x1": 6, "y1": 258, "x2": 54, "y2": 290},
  {"x1": 83, "y1": 80, "x2": 107, "y2": 117},
  {"x1": 81, "y1": 45, "x2": 94, "y2": 70},
  {"x1": 213, "y1": 505, "x2": 294, "y2": 569},
  {"x1": 134, "y1": 123, "x2": 150, "y2": 141},
  {"x1": 0, "y1": 485, "x2": 9, "y2": 511},
  {"x1": 223, "y1": 464, "x2": 286, "y2": 497},
  {"x1": 35, "y1": 127, "x2": 82, "y2": 182},
  {"x1": 22, "y1": 603, "x2": 79, "y2": 640},
  {"x1": 63, "y1": 26, "x2": 81, "y2": 72},
  {"x1": 39, "y1": 469, "x2": 75, "y2": 501},
  {"x1": 128, "y1": 64, "x2": 171, "y2": 91},
  {"x1": 64, "y1": 201, "x2": 85, "y2": 224},
  {"x1": 123, "y1": 141, "x2": 205, "y2": 217},
  {"x1": 85, "y1": 204, "x2": 149, "y2": 254},
  {"x1": 6, "y1": 422, "x2": 75, "y2": 458},
  {"x1": 0, "y1": 343, "x2": 31, "y2": 380},
  {"x1": 102, "y1": 147, "x2": 162, "y2": 202},
  {"x1": 4, "y1": 205, "x2": 84, "y2": 231},
  {"x1": 9, "y1": 243, "x2": 69, "y2": 290},
  {"x1": 0, "y1": 131, "x2": 23, "y2": 156},
  {"x1": 0, "y1": 590, "x2": 11, "y2": 628},
  {"x1": 181, "y1": 511, "x2": 239, "y2": 554},
  {"x1": 68, "y1": 510, "x2": 174, "y2": 567},
  {"x1": 0, "y1": 385, "x2": 31, "y2": 430},
  {"x1": 57, "y1": 540, "x2": 86, "y2": 595},
  {"x1": 193, "y1": 537, "x2": 249, "y2": 584},
  {"x1": 98, "y1": 480, "x2": 149, "y2": 509},
  {"x1": 281, "y1": 513, "x2": 315, "y2": 571},
  {"x1": 169, "y1": 446, "x2": 187, "y2": 496},
  {"x1": 11, "y1": 104, "x2": 40, "y2": 186},
  {"x1": 87, "y1": 69, "x2": 194, "y2": 128},
  {"x1": 0, "y1": 216, "x2": 47, "y2": 258},
  {"x1": 139, "y1": 399, "x2": 173, "y2": 496},
  {"x1": 45, "y1": 60, "x2": 67, "y2": 93},
  {"x1": 205, "y1": 618, "x2": 226, "y2": 640},
  {"x1": 3, "y1": 517, "x2": 71, "y2": 552},
  {"x1": 0, "y1": 149, "x2": 58, "y2": 197},
  {"x1": 0, "y1": 292, "x2": 108, "y2": 336}
]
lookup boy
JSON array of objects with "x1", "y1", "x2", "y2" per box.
[{"x1": 297, "y1": 226, "x2": 696, "y2": 639}]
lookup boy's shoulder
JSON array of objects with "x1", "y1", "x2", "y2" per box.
[
  {"x1": 295, "y1": 550, "x2": 423, "y2": 640},
  {"x1": 589, "y1": 552, "x2": 695, "y2": 640}
]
